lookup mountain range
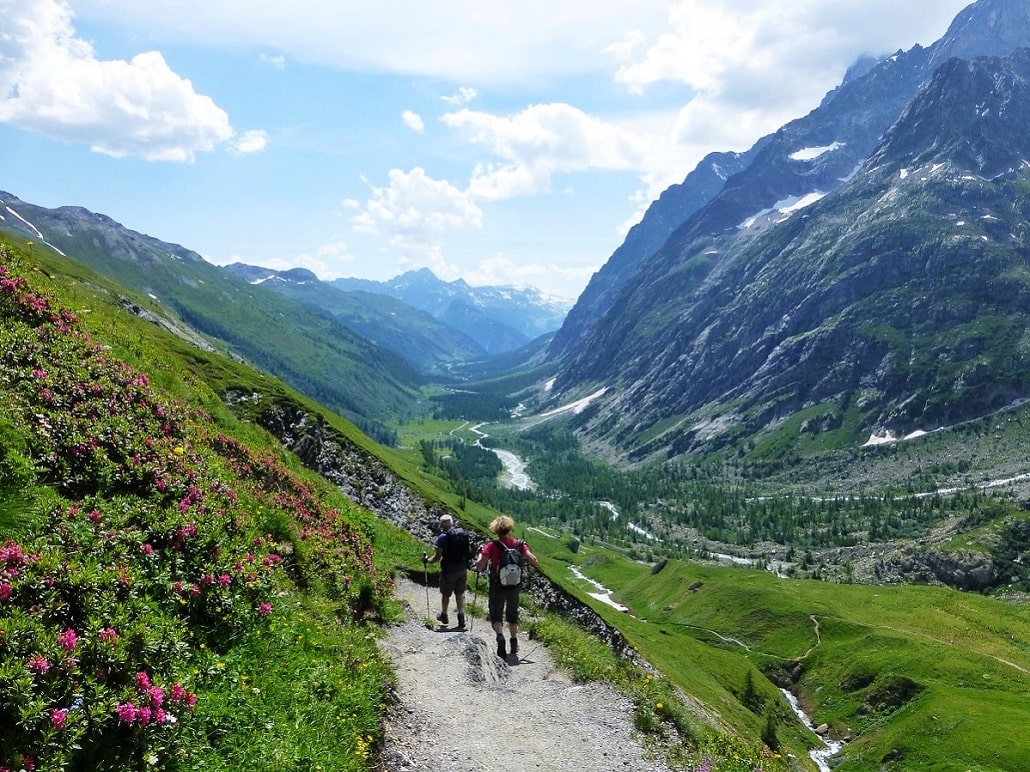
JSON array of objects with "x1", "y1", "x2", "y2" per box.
[
  {"x1": 545, "y1": 0, "x2": 1030, "y2": 463},
  {"x1": 2, "y1": 0, "x2": 1029, "y2": 473},
  {"x1": 225, "y1": 263, "x2": 570, "y2": 364}
]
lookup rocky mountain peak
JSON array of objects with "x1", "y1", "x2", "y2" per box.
[{"x1": 928, "y1": 0, "x2": 1030, "y2": 71}]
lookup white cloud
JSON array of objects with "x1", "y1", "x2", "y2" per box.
[
  {"x1": 613, "y1": 1, "x2": 969, "y2": 137},
  {"x1": 351, "y1": 167, "x2": 482, "y2": 264},
  {"x1": 0, "y1": 0, "x2": 234, "y2": 161},
  {"x1": 443, "y1": 103, "x2": 652, "y2": 201},
  {"x1": 70, "y1": 1, "x2": 966, "y2": 90},
  {"x1": 401, "y1": 110, "x2": 425, "y2": 133},
  {"x1": 441, "y1": 86, "x2": 477, "y2": 106},
  {"x1": 259, "y1": 53, "x2": 286, "y2": 69},
  {"x1": 465, "y1": 254, "x2": 597, "y2": 292},
  {"x1": 70, "y1": 1, "x2": 672, "y2": 86},
  {"x1": 228, "y1": 129, "x2": 269, "y2": 154}
]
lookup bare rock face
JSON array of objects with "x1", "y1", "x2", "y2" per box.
[{"x1": 875, "y1": 547, "x2": 1001, "y2": 591}]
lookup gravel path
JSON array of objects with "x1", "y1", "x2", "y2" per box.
[{"x1": 375, "y1": 575, "x2": 673, "y2": 771}]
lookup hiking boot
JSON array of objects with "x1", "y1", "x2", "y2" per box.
[
  {"x1": 456, "y1": 612, "x2": 466, "y2": 630},
  {"x1": 496, "y1": 634, "x2": 506, "y2": 658},
  {"x1": 436, "y1": 612, "x2": 448, "y2": 625},
  {"x1": 509, "y1": 637, "x2": 518, "y2": 657}
]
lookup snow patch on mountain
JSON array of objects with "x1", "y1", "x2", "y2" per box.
[
  {"x1": 2, "y1": 205, "x2": 67, "y2": 256},
  {"x1": 540, "y1": 387, "x2": 608, "y2": 418},
  {"x1": 789, "y1": 142, "x2": 844, "y2": 161},
  {"x1": 737, "y1": 191, "x2": 826, "y2": 230}
]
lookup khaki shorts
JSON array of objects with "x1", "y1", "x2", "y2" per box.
[{"x1": 439, "y1": 569, "x2": 468, "y2": 597}]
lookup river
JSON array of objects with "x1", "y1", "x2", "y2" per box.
[{"x1": 467, "y1": 422, "x2": 536, "y2": 491}]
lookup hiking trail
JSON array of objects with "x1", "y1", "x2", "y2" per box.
[{"x1": 375, "y1": 575, "x2": 673, "y2": 771}]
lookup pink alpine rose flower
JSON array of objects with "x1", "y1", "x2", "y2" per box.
[
  {"x1": 50, "y1": 709, "x2": 68, "y2": 730},
  {"x1": 57, "y1": 628, "x2": 78, "y2": 652},
  {"x1": 27, "y1": 655, "x2": 50, "y2": 674}
]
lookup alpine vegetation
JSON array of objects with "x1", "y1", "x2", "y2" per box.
[{"x1": 0, "y1": 243, "x2": 394, "y2": 770}]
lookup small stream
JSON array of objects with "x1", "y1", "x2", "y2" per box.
[
  {"x1": 568, "y1": 565, "x2": 630, "y2": 612},
  {"x1": 570, "y1": 560, "x2": 843, "y2": 768},
  {"x1": 781, "y1": 689, "x2": 843, "y2": 771}
]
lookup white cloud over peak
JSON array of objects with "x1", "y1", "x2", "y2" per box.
[
  {"x1": 465, "y1": 254, "x2": 597, "y2": 293},
  {"x1": 0, "y1": 0, "x2": 234, "y2": 161},
  {"x1": 615, "y1": 1, "x2": 967, "y2": 136},
  {"x1": 352, "y1": 167, "x2": 482, "y2": 248}
]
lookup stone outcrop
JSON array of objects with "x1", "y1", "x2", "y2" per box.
[{"x1": 873, "y1": 548, "x2": 1002, "y2": 591}]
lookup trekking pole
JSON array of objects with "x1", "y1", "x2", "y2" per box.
[
  {"x1": 470, "y1": 570, "x2": 480, "y2": 632},
  {"x1": 423, "y1": 556, "x2": 431, "y2": 620}
]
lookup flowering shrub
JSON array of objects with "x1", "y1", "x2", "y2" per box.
[{"x1": 0, "y1": 248, "x2": 389, "y2": 768}]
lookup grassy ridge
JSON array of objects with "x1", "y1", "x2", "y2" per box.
[{"x1": 565, "y1": 551, "x2": 1029, "y2": 770}]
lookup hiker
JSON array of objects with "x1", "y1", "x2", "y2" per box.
[
  {"x1": 422, "y1": 514, "x2": 471, "y2": 629},
  {"x1": 471, "y1": 515, "x2": 539, "y2": 660}
]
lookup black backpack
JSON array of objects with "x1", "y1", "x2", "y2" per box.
[
  {"x1": 442, "y1": 528, "x2": 473, "y2": 568},
  {"x1": 494, "y1": 539, "x2": 524, "y2": 587}
]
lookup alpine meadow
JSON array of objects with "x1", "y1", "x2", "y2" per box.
[{"x1": 2, "y1": 0, "x2": 1030, "y2": 770}]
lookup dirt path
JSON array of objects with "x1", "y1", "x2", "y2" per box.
[{"x1": 375, "y1": 575, "x2": 673, "y2": 771}]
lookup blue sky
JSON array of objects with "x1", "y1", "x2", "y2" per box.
[{"x1": 1, "y1": 0, "x2": 971, "y2": 300}]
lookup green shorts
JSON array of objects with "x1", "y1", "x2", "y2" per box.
[{"x1": 439, "y1": 569, "x2": 468, "y2": 597}]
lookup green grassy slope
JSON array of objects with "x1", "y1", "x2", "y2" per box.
[
  {"x1": 0, "y1": 218, "x2": 422, "y2": 443},
  {"x1": 0, "y1": 238, "x2": 429, "y2": 769},
  {"x1": 564, "y1": 550, "x2": 1029, "y2": 771}
]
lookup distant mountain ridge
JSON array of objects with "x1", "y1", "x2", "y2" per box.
[
  {"x1": 222, "y1": 263, "x2": 490, "y2": 372},
  {"x1": 0, "y1": 191, "x2": 421, "y2": 442},
  {"x1": 331, "y1": 267, "x2": 572, "y2": 355},
  {"x1": 546, "y1": 0, "x2": 1030, "y2": 463}
]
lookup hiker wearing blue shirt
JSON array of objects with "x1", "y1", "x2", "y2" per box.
[
  {"x1": 423, "y1": 514, "x2": 471, "y2": 629},
  {"x1": 471, "y1": 515, "x2": 539, "y2": 660}
]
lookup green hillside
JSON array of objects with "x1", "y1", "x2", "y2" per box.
[
  {"x1": 0, "y1": 206, "x2": 422, "y2": 446},
  {"x1": 0, "y1": 238, "x2": 434, "y2": 769},
  {"x1": 556, "y1": 548, "x2": 1030, "y2": 771}
]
